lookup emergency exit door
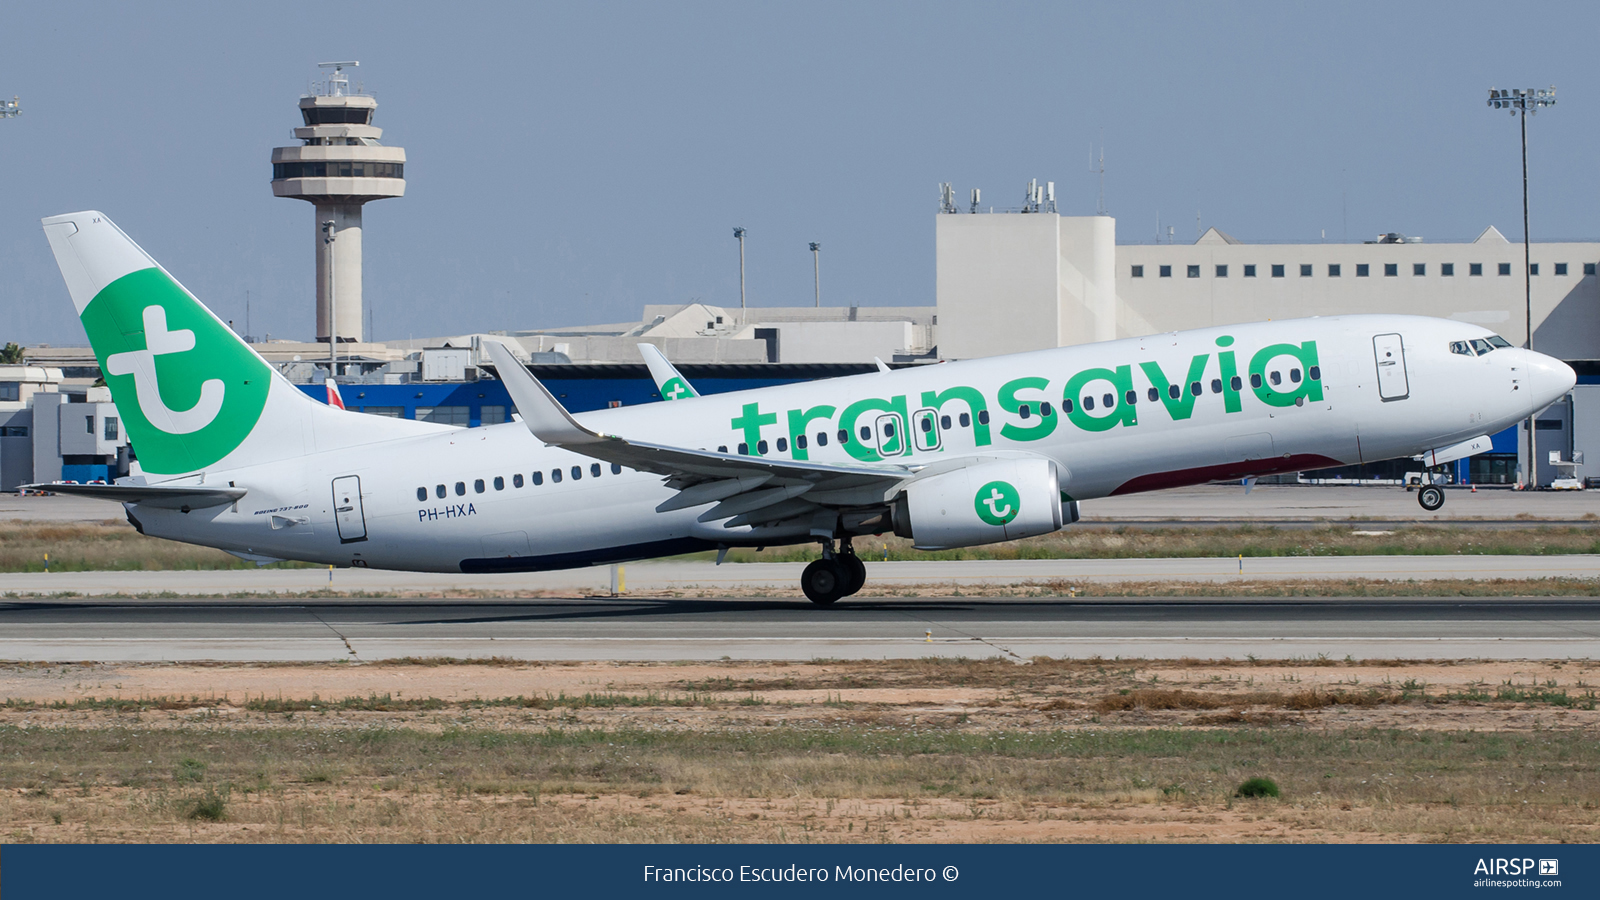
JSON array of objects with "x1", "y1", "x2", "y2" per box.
[
  {"x1": 332, "y1": 475, "x2": 368, "y2": 543},
  {"x1": 1372, "y1": 333, "x2": 1410, "y2": 401}
]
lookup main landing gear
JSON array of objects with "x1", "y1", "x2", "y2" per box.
[{"x1": 801, "y1": 538, "x2": 867, "y2": 606}]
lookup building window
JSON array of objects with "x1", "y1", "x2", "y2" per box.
[
  {"x1": 85, "y1": 415, "x2": 94, "y2": 434},
  {"x1": 1243, "y1": 264, "x2": 1257, "y2": 277},
  {"x1": 1186, "y1": 265, "x2": 1200, "y2": 278},
  {"x1": 0, "y1": 426, "x2": 27, "y2": 437},
  {"x1": 1529, "y1": 263, "x2": 1539, "y2": 276},
  {"x1": 0, "y1": 383, "x2": 17, "y2": 402},
  {"x1": 1413, "y1": 263, "x2": 1426, "y2": 276},
  {"x1": 361, "y1": 406, "x2": 404, "y2": 418},
  {"x1": 1555, "y1": 263, "x2": 1568, "y2": 275},
  {"x1": 104, "y1": 417, "x2": 118, "y2": 440},
  {"x1": 1216, "y1": 264, "x2": 1228, "y2": 277},
  {"x1": 1299, "y1": 264, "x2": 1312, "y2": 277},
  {"x1": 1441, "y1": 263, "x2": 1454, "y2": 276},
  {"x1": 1328, "y1": 264, "x2": 1341, "y2": 277},
  {"x1": 417, "y1": 406, "x2": 470, "y2": 426},
  {"x1": 1471, "y1": 263, "x2": 1483, "y2": 276},
  {"x1": 1271, "y1": 264, "x2": 1285, "y2": 278},
  {"x1": 1159, "y1": 265, "x2": 1172, "y2": 278},
  {"x1": 479, "y1": 405, "x2": 507, "y2": 426},
  {"x1": 1498, "y1": 262, "x2": 1512, "y2": 276},
  {"x1": 1585, "y1": 263, "x2": 1596, "y2": 276},
  {"x1": 1131, "y1": 265, "x2": 1144, "y2": 278},
  {"x1": 1356, "y1": 264, "x2": 1369, "y2": 277},
  {"x1": 1384, "y1": 263, "x2": 1398, "y2": 277}
]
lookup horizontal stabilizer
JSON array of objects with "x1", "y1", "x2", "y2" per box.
[{"x1": 24, "y1": 481, "x2": 246, "y2": 510}]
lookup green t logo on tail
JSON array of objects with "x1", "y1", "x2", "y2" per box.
[
  {"x1": 81, "y1": 268, "x2": 270, "y2": 473},
  {"x1": 660, "y1": 376, "x2": 696, "y2": 401},
  {"x1": 974, "y1": 480, "x2": 1020, "y2": 526}
]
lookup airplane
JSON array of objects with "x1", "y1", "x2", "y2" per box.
[{"x1": 29, "y1": 211, "x2": 1577, "y2": 605}]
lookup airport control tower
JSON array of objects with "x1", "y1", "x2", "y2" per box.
[{"x1": 270, "y1": 62, "x2": 405, "y2": 343}]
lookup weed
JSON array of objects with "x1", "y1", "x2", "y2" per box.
[{"x1": 1236, "y1": 777, "x2": 1281, "y2": 799}]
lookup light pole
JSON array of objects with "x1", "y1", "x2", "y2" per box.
[
  {"x1": 1487, "y1": 85, "x2": 1556, "y2": 488},
  {"x1": 733, "y1": 227, "x2": 747, "y2": 308},
  {"x1": 323, "y1": 220, "x2": 337, "y2": 376},
  {"x1": 809, "y1": 242, "x2": 821, "y2": 308}
]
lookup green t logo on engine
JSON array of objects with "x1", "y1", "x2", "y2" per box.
[{"x1": 974, "y1": 480, "x2": 1020, "y2": 526}]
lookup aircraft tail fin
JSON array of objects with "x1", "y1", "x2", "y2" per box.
[
  {"x1": 637, "y1": 343, "x2": 699, "y2": 401},
  {"x1": 41, "y1": 210, "x2": 436, "y2": 478}
]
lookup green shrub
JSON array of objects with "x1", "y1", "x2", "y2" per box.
[
  {"x1": 187, "y1": 787, "x2": 229, "y2": 821},
  {"x1": 1236, "y1": 776, "x2": 1280, "y2": 798}
]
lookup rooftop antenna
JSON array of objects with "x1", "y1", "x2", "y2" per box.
[
  {"x1": 1196, "y1": 210, "x2": 1202, "y2": 242},
  {"x1": 1045, "y1": 181, "x2": 1056, "y2": 214},
  {"x1": 969, "y1": 188, "x2": 981, "y2": 214},
  {"x1": 316, "y1": 61, "x2": 359, "y2": 97},
  {"x1": 1092, "y1": 142, "x2": 1108, "y2": 215},
  {"x1": 939, "y1": 182, "x2": 957, "y2": 214}
]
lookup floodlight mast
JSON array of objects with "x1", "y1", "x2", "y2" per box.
[
  {"x1": 733, "y1": 227, "x2": 747, "y2": 309},
  {"x1": 1486, "y1": 86, "x2": 1556, "y2": 488},
  {"x1": 809, "y1": 242, "x2": 821, "y2": 307}
]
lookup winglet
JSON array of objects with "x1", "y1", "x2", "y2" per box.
[
  {"x1": 874, "y1": 357, "x2": 891, "y2": 374},
  {"x1": 483, "y1": 340, "x2": 608, "y2": 445},
  {"x1": 638, "y1": 343, "x2": 699, "y2": 400}
]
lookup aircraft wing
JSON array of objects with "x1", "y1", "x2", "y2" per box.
[
  {"x1": 22, "y1": 481, "x2": 246, "y2": 510},
  {"x1": 484, "y1": 340, "x2": 910, "y2": 527},
  {"x1": 637, "y1": 343, "x2": 699, "y2": 401}
]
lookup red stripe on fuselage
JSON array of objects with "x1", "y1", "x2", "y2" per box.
[{"x1": 1110, "y1": 454, "x2": 1344, "y2": 496}]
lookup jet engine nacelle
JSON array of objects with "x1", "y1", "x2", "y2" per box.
[{"x1": 891, "y1": 457, "x2": 1064, "y2": 549}]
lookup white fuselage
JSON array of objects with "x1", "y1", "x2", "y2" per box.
[{"x1": 128, "y1": 315, "x2": 1569, "y2": 573}]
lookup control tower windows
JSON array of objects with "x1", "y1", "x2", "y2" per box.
[
  {"x1": 302, "y1": 107, "x2": 373, "y2": 126},
  {"x1": 274, "y1": 161, "x2": 404, "y2": 180}
]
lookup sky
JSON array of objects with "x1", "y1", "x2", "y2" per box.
[{"x1": 3, "y1": 1, "x2": 1600, "y2": 347}]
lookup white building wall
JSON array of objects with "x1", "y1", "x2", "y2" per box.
[
  {"x1": 761, "y1": 321, "x2": 914, "y2": 363},
  {"x1": 936, "y1": 213, "x2": 1061, "y2": 359}
]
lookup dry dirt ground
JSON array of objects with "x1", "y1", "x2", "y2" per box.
[{"x1": 1, "y1": 657, "x2": 1597, "y2": 844}]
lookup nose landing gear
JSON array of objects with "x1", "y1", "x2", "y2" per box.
[
  {"x1": 800, "y1": 538, "x2": 868, "y2": 606},
  {"x1": 1417, "y1": 484, "x2": 1445, "y2": 511}
]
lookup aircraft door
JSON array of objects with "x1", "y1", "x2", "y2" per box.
[
  {"x1": 332, "y1": 475, "x2": 368, "y2": 543},
  {"x1": 1372, "y1": 333, "x2": 1410, "y2": 401},
  {"x1": 911, "y1": 408, "x2": 941, "y2": 452},
  {"x1": 873, "y1": 413, "x2": 905, "y2": 456}
]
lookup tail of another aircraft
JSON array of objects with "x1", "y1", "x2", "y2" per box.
[{"x1": 41, "y1": 210, "x2": 437, "y2": 478}]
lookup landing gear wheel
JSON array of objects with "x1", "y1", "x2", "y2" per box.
[
  {"x1": 1418, "y1": 485, "x2": 1445, "y2": 511},
  {"x1": 802, "y1": 558, "x2": 847, "y2": 606},
  {"x1": 839, "y1": 553, "x2": 867, "y2": 596}
]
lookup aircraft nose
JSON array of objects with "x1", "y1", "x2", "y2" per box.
[{"x1": 1527, "y1": 351, "x2": 1576, "y2": 407}]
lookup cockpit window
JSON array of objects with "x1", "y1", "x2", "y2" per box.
[
  {"x1": 1449, "y1": 341, "x2": 1472, "y2": 356},
  {"x1": 1471, "y1": 338, "x2": 1494, "y2": 356},
  {"x1": 1486, "y1": 335, "x2": 1513, "y2": 349}
]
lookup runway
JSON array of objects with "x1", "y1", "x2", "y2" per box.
[
  {"x1": 6, "y1": 554, "x2": 1600, "y2": 597},
  {"x1": 3, "y1": 595, "x2": 1597, "y2": 662}
]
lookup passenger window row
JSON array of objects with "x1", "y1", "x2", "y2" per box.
[{"x1": 417, "y1": 462, "x2": 625, "y2": 501}]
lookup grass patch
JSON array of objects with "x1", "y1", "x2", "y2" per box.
[
  {"x1": 0, "y1": 520, "x2": 312, "y2": 573},
  {"x1": 1236, "y1": 776, "x2": 1280, "y2": 799}
]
